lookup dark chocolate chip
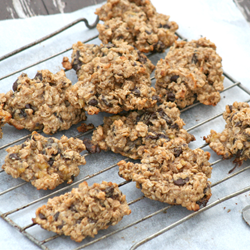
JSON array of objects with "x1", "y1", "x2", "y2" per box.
[
  {"x1": 34, "y1": 72, "x2": 43, "y2": 81},
  {"x1": 157, "y1": 133, "x2": 169, "y2": 140},
  {"x1": 173, "y1": 177, "x2": 189, "y2": 186},
  {"x1": 25, "y1": 104, "x2": 32, "y2": 110},
  {"x1": 228, "y1": 105, "x2": 233, "y2": 112},
  {"x1": 158, "y1": 109, "x2": 172, "y2": 125},
  {"x1": 117, "y1": 35, "x2": 124, "y2": 40},
  {"x1": 170, "y1": 75, "x2": 179, "y2": 82},
  {"x1": 71, "y1": 175, "x2": 74, "y2": 181},
  {"x1": 105, "y1": 186, "x2": 114, "y2": 198},
  {"x1": 69, "y1": 204, "x2": 77, "y2": 212},
  {"x1": 203, "y1": 184, "x2": 211, "y2": 194},
  {"x1": 163, "y1": 24, "x2": 170, "y2": 29},
  {"x1": 147, "y1": 134, "x2": 158, "y2": 140},
  {"x1": 152, "y1": 95, "x2": 160, "y2": 101},
  {"x1": 137, "y1": 51, "x2": 147, "y2": 64},
  {"x1": 243, "y1": 131, "x2": 250, "y2": 141},
  {"x1": 12, "y1": 79, "x2": 18, "y2": 91},
  {"x1": 235, "y1": 121, "x2": 242, "y2": 127},
  {"x1": 19, "y1": 109, "x2": 27, "y2": 118},
  {"x1": 9, "y1": 153, "x2": 20, "y2": 160},
  {"x1": 39, "y1": 213, "x2": 46, "y2": 220},
  {"x1": 159, "y1": 23, "x2": 170, "y2": 29},
  {"x1": 167, "y1": 92, "x2": 175, "y2": 102},
  {"x1": 51, "y1": 148, "x2": 61, "y2": 156},
  {"x1": 57, "y1": 225, "x2": 63, "y2": 229},
  {"x1": 153, "y1": 41, "x2": 165, "y2": 52},
  {"x1": 72, "y1": 50, "x2": 83, "y2": 73},
  {"x1": 76, "y1": 219, "x2": 82, "y2": 224},
  {"x1": 88, "y1": 218, "x2": 97, "y2": 224},
  {"x1": 236, "y1": 149, "x2": 244, "y2": 158},
  {"x1": 136, "y1": 115, "x2": 141, "y2": 123},
  {"x1": 174, "y1": 147, "x2": 183, "y2": 157},
  {"x1": 151, "y1": 112, "x2": 157, "y2": 120},
  {"x1": 145, "y1": 30, "x2": 152, "y2": 34},
  {"x1": 82, "y1": 138, "x2": 101, "y2": 154},
  {"x1": 133, "y1": 87, "x2": 141, "y2": 96},
  {"x1": 47, "y1": 138, "x2": 54, "y2": 144},
  {"x1": 192, "y1": 53, "x2": 198, "y2": 64},
  {"x1": 48, "y1": 158, "x2": 54, "y2": 166},
  {"x1": 54, "y1": 212, "x2": 60, "y2": 221},
  {"x1": 133, "y1": 62, "x2": 137, "y2": 66},
  {"x1": 196, "y1": 195, "x2": 209, "y2": 208},
  {"x1": 102, "y1": 97, "x2": 112, "y2": 107},
  {"x1": 170, "y1": 123, "x2": 179, "y2": 130},
  {"x1": 107, "y1": 221, "x2": 113, "y2": 226},
  {"x1": 88, "y1": 99, "x2": 98, "y2": 106},
  {"x1": 142, "y1": 111, "x2": 155, "y2": 126}
]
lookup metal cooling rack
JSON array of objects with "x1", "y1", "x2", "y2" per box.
[{"x1": 1, "y1": 5, "x2": 250, "y2": 250}]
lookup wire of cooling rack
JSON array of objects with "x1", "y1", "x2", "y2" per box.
[{"x1": 1, "y1": 9, "x2": 250, "y2": 250}]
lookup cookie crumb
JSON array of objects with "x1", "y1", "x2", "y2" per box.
[
  {"x1": 62, "y1": 57, "x2": 72, "y2": 70},
  {"x1": 77, "y1": 123, "x2": 95, "y2": 133}
]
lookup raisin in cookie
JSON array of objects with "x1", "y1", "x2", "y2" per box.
[
  {"x1": 204, "y1": 102, "x2": 250, "y2": 167},
  {"x1": 0, "y1": 94, "x2": 11, "y2": 139},
  {"x1": 95, "y1": 0, "x2": 178, "y2": 53},
  {"x1": 118, "y1": 137, "x2": 212, "y2": 211},
  {"x1": 155, "y1": 38, "x2": 224, "y2": 108},
  {"x1": 2, "y1": 132, "x2": 86, "y2": 190},
  {"x1": 32, "y1": 181, "x2": 131, "y2": 242},
  {"x1": 2, "y1": 70, "x2": 86, "y2": 134},
  {"x1": 66, "y1": 42, "x2": 157, "y2": 115},
  {"x1": 92, "y1": 102, "x2": 195, "y2": 159}
]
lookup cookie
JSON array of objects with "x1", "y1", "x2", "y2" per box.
[
  {"x1": 0, "y1": 94, "x2": 11, "y2": 139},
  {"x1": 118, "y1": 137, "x2": 212, "y2": 211},
  {"x1": 95, "y1": 0, "x2": 178, "y2": 53},
  {"x1": 204, "y1": 101, "x2": 250, "y2": 167},
  {"x1": 2, "y1": 70, "x2": 86, "y2": 134},
  {"x1": 32, "y1": 181, "x2": 131, "y2": 242},
  {"x1": 2, "y1": 132, "x2": 86, "y2": 190},
  {"x1": 92, "y1": 102, "x2": 195, "y2": 159},
  {"x1": 155, "y1": 38, "x2": 224, "y2": 108},
  {"x1": 69, "y1": 42, "x2": 155, "y2": 77},
  {"x1": 66, "y1": 42, "x2": 158, "y2": 114}
]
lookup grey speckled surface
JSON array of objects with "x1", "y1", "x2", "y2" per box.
[{"x1": 0, "y1": 1, "x2": 250, "y2": 250}]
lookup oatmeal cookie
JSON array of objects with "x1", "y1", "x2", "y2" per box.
[
  {"x1": 95, "y1": 0, "x2": 178, "y2": 53},
  {"x1": 92, "y1": 102, "x2": 195, "y2": 159},
  {"x1": 0, "y1": 94, "x2": 11, "y2": 139},
  {"x1": 2, "y1": 132, "x2": 86, "y2": 190},
  {"x1": 204, "y1": 102, "x2": 250, "y2": 167},
  {"x1": 2, "y1": 70, "x2": 86, "y2": 134},
  {"x1": 155, "y1": 38, "x2": 224, "y2": 108},
  {"x1": 32, "y1": 181, "x2": 131, "y2": 242},
  {"x1": 66, "y1": 42, "x2": 158, "y2": 114},
  {"x1": 118, "y1": 137, "x2": 212, "y2": 211},
  {"x1": 69, "y1": 42, "x2": 155, "y2": 77}
]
